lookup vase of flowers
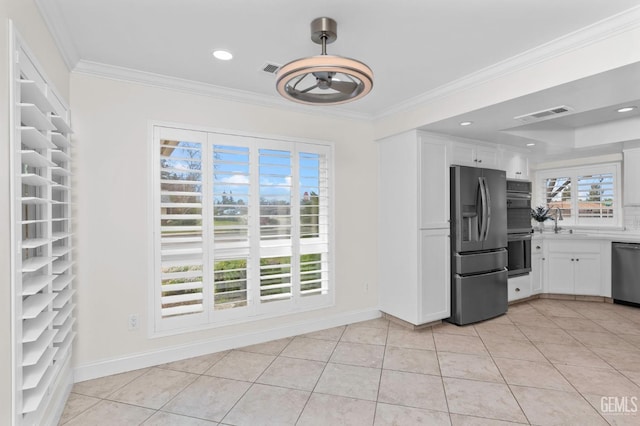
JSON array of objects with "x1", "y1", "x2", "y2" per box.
[{"x1": 531, "y1": 206, "x2": 552, "y2": 232}]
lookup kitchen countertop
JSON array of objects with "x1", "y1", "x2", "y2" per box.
[{"x1": 532, "y1": 230, "x2": 640, "y2": 243}]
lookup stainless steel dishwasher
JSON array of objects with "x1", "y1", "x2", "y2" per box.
[{"x1": 612, "y1": 242, "x2": 640, "y2": 305}]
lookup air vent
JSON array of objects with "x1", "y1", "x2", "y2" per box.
[
  {"x1": 260, "y1": 62, "x2": 281, "y2": 75},
  {"x1": 514, "y1": 105, "x2": 574, "y2": 123}
]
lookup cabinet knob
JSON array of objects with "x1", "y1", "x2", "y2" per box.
[
  {"x1": 576, "y1": 258, "x2": 580, "y2": 262},
  {"x1": 516, "y1": 171, "x2": 522, "y2": 175},
  {"x1": 515, "y1": 288, "x2": 520, "y2": 292},
  {"x1": 536, "y1": 245, "x2": 541, "y2": 249},
  {"x1": 478, "y1": 159, "x2": 482, "y2": 163},
  {"x1": 542, "y1": 257, "x2": 545, "y2": 260}
]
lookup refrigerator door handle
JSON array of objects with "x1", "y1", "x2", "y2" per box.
[
  {"x1": 478, "y1": 177, "x2": 489, "y2": 241},
  {"x1": 483, "y1": 177, "x2": 492, "y2": 241}
]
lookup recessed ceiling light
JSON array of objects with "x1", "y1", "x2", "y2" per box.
[
  {"x1": 459, "y1": 121, "x2": 473, "y2": 126},
  {"x1": 213, "y1": 50, "x2": 233, "y2": 61},
  {"x1": 617, "y1": 106, "x2": 637, "y2": 113},
  {"x1": 526, "y1": 143, "x2": 536, "y2": 147}
]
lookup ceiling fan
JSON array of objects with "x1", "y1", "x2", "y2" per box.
[{"x1": 276, "y1": 17, "x2": 374, "y2": 105}]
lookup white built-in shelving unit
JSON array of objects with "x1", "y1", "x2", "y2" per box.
[{"x1": 10, "y1": 23, "x2": 75, "y2": 425}]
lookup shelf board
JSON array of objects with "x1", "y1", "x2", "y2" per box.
[
  {"x1": 20, "y1": 80, "x2": 55, "y2": 113},
  {"x1": 21, "y1": 150, "x2": 55, "y2": 168},
  {"x1": 21, "y1": 257, "x2": 55, "y2": 273},
  {"x1": 20, "y1": 104, "x2": 56, "y2": 131},
  {"x1": 21, "y1": 238, "x2": 51, "y2": 249},
  {"x1": 52, "y1": 274, "x2": 74, "y2": 292},
  {"x1": 21, "y1": 173, "x2": 54, "y2": 186},
  {"x1": 22, "y1": 275, "x2": 55, "y2": 296},
  {"x1": 22, "y1": 329, "x2": 57, "y2": 366},
  {"x1": 51, "y1": 115, "x2": 73, "y2": 134},
  {"x1": 50, "y1": 132, "x2": 70, "y2": 149},
  {"x1": 22, "y1": 293, "x2": 56, "y2": 320},
  {"x1": 22, "y1": 311, "x2": 58, "y2": 343}
]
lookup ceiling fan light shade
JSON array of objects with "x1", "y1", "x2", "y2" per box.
[{"x1": 276, "y1": 55, "x2": 373, "y2": 105}]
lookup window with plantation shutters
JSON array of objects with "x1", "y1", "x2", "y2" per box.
[
  {"x1": 10, "y1": 26, "x2": 76, "y2": 425},
  {"x1": 536, "y1": 163, "x2": 621, "y2": 228},
  {"x1": 153, "y1": 126, "x2": 333, "y2": 333}
]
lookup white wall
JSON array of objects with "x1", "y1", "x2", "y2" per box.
[
  {"x1": 1, "y1": 1, "x2": 70, "y2": 424},
  {"x1": 70, "y1": 73, "x2": 379, "y2": 375}
]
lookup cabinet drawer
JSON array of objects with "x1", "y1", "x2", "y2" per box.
[{"x1": 508, "y1": 275, "x2": 532, "y2": 302}]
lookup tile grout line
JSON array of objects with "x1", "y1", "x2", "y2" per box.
[
  {"x1": 512, "y1": 301, "x2": 615, "y2": 424},
  {"x1": 474, "y1": 318, "x2": 532, "y2": 425}
]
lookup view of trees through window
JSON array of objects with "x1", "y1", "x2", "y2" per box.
[
  {"x1": 156, "y1": 133, "x2": 330, "y2": 328},
  {"x1": 540, "y1": 166, "x2": 617, "y2": 226}
]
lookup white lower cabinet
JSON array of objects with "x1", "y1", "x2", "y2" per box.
[
  {"x1": 419, "y1": 229, "x2": 450, "y2": 323},
  {"x1": 531, "y1": 240, "x2": 544, "y2": 294},
  {"x1": 546, "y1": 240, "x2": 603, "y2": 296},
  {"x1": 508, "y1": 275, "x2": 532, "y2": 302}
]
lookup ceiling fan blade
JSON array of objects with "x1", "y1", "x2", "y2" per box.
[
  {"x1": 330, "y1": 80, "x2": 358, "y2": 94},
  {"x1": 299, "y1": 84, "x2": 319, "y2": 94}
]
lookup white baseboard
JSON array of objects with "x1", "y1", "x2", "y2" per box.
[{"x1": 73, "y1": 308, "x2": 381, "y2": 383}]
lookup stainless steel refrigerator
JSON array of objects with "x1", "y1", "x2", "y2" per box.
[{"x1": 449, "y1": 165, "x2": 508, "y2": 325}]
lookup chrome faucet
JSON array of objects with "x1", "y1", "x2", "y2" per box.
[{"x1": 554, "y1": 207, "x2": 563, "y2": 233}]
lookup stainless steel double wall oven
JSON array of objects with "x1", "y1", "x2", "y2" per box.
[{"x1": 506, "y1": 179, "x2": 532, "y2": 277}]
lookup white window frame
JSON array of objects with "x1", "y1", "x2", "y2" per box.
[
  {"x1": 149, "y1": 122, "x2": 334, "y2": 336},
  {"x1": 534, "y1": 162, "x2": 622, "y2": 229}
]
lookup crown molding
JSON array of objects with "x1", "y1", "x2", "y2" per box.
[
  {"x1": 34, "y1": 0, "x2": 79, "y2": 70},
  {"x1": 72, "y1": 60, "x2": 373, "y2": 122},
  {"x1": 375, "y1": 5, "x2": 640, "y2": 120}
]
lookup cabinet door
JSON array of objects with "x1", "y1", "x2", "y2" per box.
[
  {"x1": 531, "y1": 253, "x2": 544, "y2": 294},
  {"x1": 546, "y1": 253, "x2": 575, "y2": 294},
  {"x1": 419, "y1": 229, "x2": 450, "y2": 323},
  {"x1": 573, "y1": 253, "x2": 601, "y2": 296},
  {"x1": 508, "y1": 275, "x2": 532, "y2": 302},
  {"x1": 624, "y1": 148, "x2": 640, "y2": 206},
  {"x1": 419, "y1": 137, "x2": 449, "y2": 228},
  {"x1": 475, "y1": 146, "x2": 499, "y2": 169},
  {"x1": 450, "y1": 143, "x2": 477, "y2": 167},
  {"x1": 501, "y1": 150, "x2": 529, "y2": 180}
]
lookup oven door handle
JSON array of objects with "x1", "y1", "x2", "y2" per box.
[{"x1": 508, "y1": 234, "x2": 532, "y2": 241}]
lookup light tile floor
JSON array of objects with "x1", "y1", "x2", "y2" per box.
[{"x1": 60, "y1": 299, "x2": 640, "y2": 425}]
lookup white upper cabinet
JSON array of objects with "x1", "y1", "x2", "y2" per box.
[
  {"x1": 624, "y1": 148, "x2": 640, "y2": 206},
  {"x1": 500, "y1": 149, "x2": 530, "y2": 180},
  {"x1": 450, "y1": 142, "x2": 499, "y2": 169},
  {"x1": 419, "y1": 133, "x2": 450, "y2": 229}
]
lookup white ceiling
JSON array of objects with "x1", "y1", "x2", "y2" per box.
[{"x1": 38, "y1": 0, "x2": 640, "y2": 119}]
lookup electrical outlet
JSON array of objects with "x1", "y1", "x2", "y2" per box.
[{"x1": 128, "y1": 314, "x2": 139, "y2": 331}]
